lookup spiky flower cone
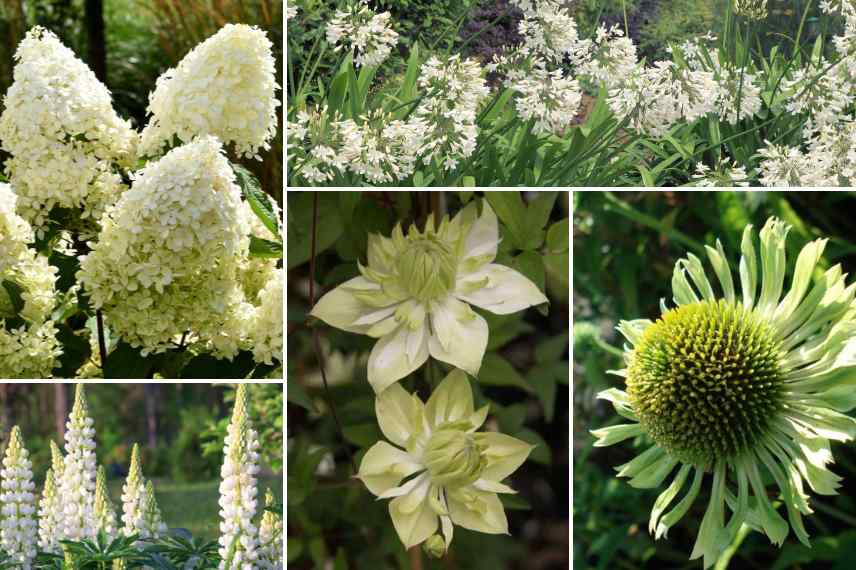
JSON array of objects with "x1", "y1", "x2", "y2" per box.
[
  {"x1": 58, "y1": 384, "x2": 97, "y2": 540},
  {"x1": 0, "y1": 426, "x2": 38, "y2": 568},
  {"x1": 218, "y1": 384, "x2": 261, "y2": 569},
  {"x1": 141, "y1": 480, "x2": 168, "y2": 539},
  {"x1": 38, "y1": 440, "x2": 65, "y2": 552},
  {"x1": 257, "y1": 488, "x2": 283, "y2": 570},
  {"x1": 121, "y1": 443, "x2": 145, "y2": 537},
  {"x1": 94, "y1": 465, "x2": 118, "y2": 537}
]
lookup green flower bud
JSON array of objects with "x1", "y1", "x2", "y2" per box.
[
  {"x1": 423, "y1": 421, "x2": 486, "y2": 486},
  {"x1": 423, "y1": 534, "x2": 446, "y2": 558},
  {"x1": 396, "y1": 235, "x2": 457, "y2": 302}
]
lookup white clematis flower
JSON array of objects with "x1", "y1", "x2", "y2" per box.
[
  {"x1": 311, "y1": 200, "x2": 548, "y2": 393},
  {"x1": 357, "y1": 370, "x2": 533, "y2": 552}
]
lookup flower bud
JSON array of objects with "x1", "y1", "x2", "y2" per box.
[
  {"x1": 396, "y1": 236, "x2": 457, "y2": 302},
  {"x1": 423, "y1": 534, "x2": 446, "y2": 558},
  {"x1": 423, "y1": 422, "x2": 486, "y2": 486}
]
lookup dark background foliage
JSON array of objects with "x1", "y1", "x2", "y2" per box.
[
  {"x1": 574, "y1": 191, "x2": 856, "y2": 570},
  {"x1": 287, "y1": 190, "x2": 569, "y2": 569}
]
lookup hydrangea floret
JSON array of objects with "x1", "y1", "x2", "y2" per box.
[
  {"x1": 249, "y1": 269, "x2": 284, "y2": 366},
  {"x1": 0, "y1": 27, "x2": 137, "y2": 232},
  {"x1": 311, "y1": 200, "x2": 547, "y2": 393},
  {"x1": 592, "y1": 217, "x2": 856, "y2": 568},
  {"x1": 357, "y1": 370, "x2": 534, "y2": 552},
  {"x1": 0, "y1": 182, "x2": 61, "y2": 379},
  {"x1": 139, "y1": 23, "x2": 280, "y2": 160},
  {"x1": 0, "y1": 426, "x2": 38, "y2": 568},
  {"x1": 218, "y1": 384, "x2": 261, "y2": 569},
  {"x1": 58, "y1": 384, "x2": 97, "y2": 541}
]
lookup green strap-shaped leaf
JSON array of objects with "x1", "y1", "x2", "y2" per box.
[{"x1": 233, "y1": 164, "x2": 281, "y2": 238}]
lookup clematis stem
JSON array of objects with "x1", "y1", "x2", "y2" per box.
[
  {"x1": 408, "y1": 546, "x2": 423, "y2": 570},
  {"x1": 96, "y1": 309, "x2": 107, "y2": 367},
  {"x1": 310, "y1": 191, "x2": 357, "y2": 474}
]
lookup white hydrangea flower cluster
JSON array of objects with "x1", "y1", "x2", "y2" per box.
[
  {"x1": 412, "y1": 55, "x2": 489, "y2": 171},
  {"x1": 326, "y1": 1, "x2": 399, "y2": 68},
  {"x1": 139, "y1": 24, "x2": 280, "y2": 160},
  {"x1": 218, "y1": 385, "x2": 261, "y2": 569},
  {"x1": 121, "y1": 444, "x2": 167, "y2": 540},
  {"x1": 94, "y1": 465, "x2": 118, "y2": 537},
  {"x1": 249, "y1": 270, "x2": 283, "y2": 366},
  {"x1": 0, "y1": 426, "x2": 38, "y2": 568},
  {"x1": 0, "y1": 183, "x2": 60, "y2": 379},
  {"x1": 257, "y1": 489, "x2": 283, "y2": 570},
  {"x1": 37, "y1": 442, "x2": 64, "y2": 553},
  {"x1": 237, "y1": 201, "x2": 281, "y2": 304},
  {"x1": 511, "y1": 65, "x2": 582, "y2": 136},
  {"x1": 693, "y1": 160, "x2": 752, "y2": 186},
  {"x1": 759, "y1": 121, "x2": 856, "y2": 186},
  {"x1": 58, "y1": 385, "x2": 98, "y2": 541},
  {"x1": 0, "y1": 27, "x2": 137, "y2": 232},
  {"x1": 286, "y1": 106, "x2": 350, "y2": 184},
  {"x1": 78, "y1": 136, "x2": 253, "y2": 357}
]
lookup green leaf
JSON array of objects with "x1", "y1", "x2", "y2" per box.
[
  {"x1": 544, "y1": 253, "x2": 569, "y2": 303},
  {"x1": 249, "y1": 235, "x2": 284, "y2": 258},
  {"x1": 485, "y1": 192, "x2": 527, "y2": 249},
  {"x1": 180, "y1": 352, "x2": 256, "y2": 379},
  {"x1": 287, "y1": 192, "x2": 344, "y2": 269},
  {"x1": 342, "y1": 422, "x2": 381, "y2": 447},
  {"x1": 1, "y1": 279, "x2": 25, "y2": 314},
  {"x1": 287, "y1": 381, "x2": 315, "y2": 412},
  {"x1": 338, "y1": 192, "x2": 362, "y2": 222},
  {"x1": 522, "y1": 191, "x2": 557, "y2": 249},
  {"x1": 546, "y1": 217, "x2": 569, "y2": 252},
  {"x1": 234, "y1": 164, "x2": 280, "y2": 238},
  {"x1": 499, "y1": 494, "x2": 532, "y2": 510},
  {"x1": 103, "y1": 341, "x2": 159, "y2": 379},
  {"x1": 54, "y1": 324, "x2": 92, "y2": 378},
  {"x1": 529, "y1": 366, "x2": 557, "y2": 422},
  {"x1": 536, "y1": 333, "x2": 569, "y2": 364},
  {"x1": 48, "y1": 251, "x2": 80, "y2": 292},
  {"x1": 514, "y1": 428, "x2": 552, "y2": 465},
  {"x1": 510, "y1": 251, "x2": 545, "y2": 293},
  {"x1": 477, "y1": 353, "x2": 531, "y2": 391}
]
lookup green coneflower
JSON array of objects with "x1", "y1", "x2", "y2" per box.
[{"x1": 591, "y1": 218, "x2": 856, "y2": 568}]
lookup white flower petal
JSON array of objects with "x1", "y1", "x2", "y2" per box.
[
  {"x1": 428, "y1": 297, "x2": 487, "y2": 376},
  {"x1": 424, "y1": 369, "x2": 474, "y2": 428},
  {"x1": 376, "y1": 383, "x2": 425, "y2": 447},
  {"x1": 389, "y1": 485, "x2": 438, "y2": 549},
  {"x1": 357, "y1": 442, "x2": 422, "y2": 497},
  {"x1": 455, "y1": 263, "x2": 547, "y2": 315},
  {"x1": 367, "y1": 323, "x2": 429, "y2": 393},
  {"x1": 311, "y1": 277, "x2": 385, "y2": 334},
  {"x1": 461, "y1": 201, "x2": 499, "y2": 266},
  {"x1": 447, "y1": 488, "x2": 508, "y2": 535}
]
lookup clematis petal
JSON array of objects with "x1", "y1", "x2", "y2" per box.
[
  {"x1": 389, "y1": 489, "x2": 438, "y2": 549},
  {"x1": 425, "y1": 369, "x2": 474, "y2": 428},
  {"x1": 310, "y1": 277, "x2": 391, "y2": 334},
  {"x1": 368, "y1": 322, "x2": 430, "y2": 393},
  {"x1": 357, "y1": 442, "x2": 423, "y2": 497},
  {"x1": 447, "y1": 488, "x2": 509, "y2": 535},
  {"x1": 455, "y1": 264, "x2": 547, "y2": 315},
  {"x1": 476, "y1": 432, "x2": 534, "y2": 482},
  {"x1": 459, "y1": 201, "x2": 500, "y2": 271},
  {"x1": 376, "y1": 383, "x2": 425, "y2": 447},
  {"x1": 428, "y1": 297, "x2": 488, "y2": 376}
]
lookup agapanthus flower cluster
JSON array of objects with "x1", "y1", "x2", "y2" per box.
[
  {"x1": 218, "y1": 384, "x2": 262, "y2": 569},
  {"x1": 139, "y1": 24, "x2": 280, "y2": 160},
  {"x1": 575, "y1": 24, "x2": 637, "y2": 88},
  {"x1": 517, "y1": 0, "x2": 581, "y2": 63},
  {"x1": 759, "y1": 121, "x2": 856, "y2": 186},
  {"x1": 0, "y1": 426, "x2": 38, "y2": 568},
  {"x1": 0, "y1": 27, "x2": 137, "y2": 232},
  {"x1": 339, "y1": 110, "x2": 425, "y2": 183},
  {"x1": 249, "y1": 270, "x2": 284, "y2": 366},
  {"x1": 286, "y1": 105, "x2": 349, "y2": 184},
  {"x1": 734, "y1": 0, "x2": 769, "y2": 19},
  {"x1": 78, "y1": 136, "x2": 252, "y2": 357},
  {"x1": 326, "y1": 1, "x2": 399, "y2": 68},
  {"x1": 257, "y1": 489, "x2": 283, "y2": 570},
  {"x1": 511, "y1": 65, "x2": 582, "y2": 136},
  {"x1": 58, "y1": 385, "x2": 98, "y2": 541},
  {"x1": 0, "y1": 183, "x2": 61, "y2": 379},
  {"x1": 782, "y1": 60, "x2": 853, "y2": 133},
  {"x1": 693, "y1": 159, "x2": 752, "y2": 187}
]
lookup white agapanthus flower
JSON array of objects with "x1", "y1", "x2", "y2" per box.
[
  {"x1": 0, "y1": 27, "x2": 137, "y2": 232},
  {"x1": 0, "y1": 426, "x2": 38, "y2": 568},
  {"x1": 782, "y1": 62, "x2": 853, "y2": 133},
  {"x1": 0, "y1": 183, "x2": 60, "y2": 378},
  {"x1": 759, "y1": 121, "x2": 856, "y2": 186},
  {"x1": 94, "y1": 465, "x2": 118, "y2": 537},
  {"x1": 511, "y1": 63, "x2": 582, "y2": 136},
  {"x1": 286, "y1": 4, "x2": 298, "y2": 20},
  {"x1": 78, "y1": 136, "x2": 253, "y2": 357},
  {"x1": 576, "y1": 24, "x2": 638, "y2": 88},
  {"x1": 734, "y1": 0, "x2": 769, "y2": 19},
  {"x1": 139, "y1": 24, "x2": 280, "y2": 160},
  {"x1": 58, "y1": 384, "x2": 98, "y2": 541},
  {"x1": 249, "y1": 270, "x2": 283, "y2": 366},
  {"x1": 518, "y1": 0, "x2": 581, "y2": 62},
  {"x1": 37, "y1": 441, "x2": 65, "y2": 553},
  {"x1": 339, "y1": 111, "x2": 425, "y2": 183},
  {"x1": 257, "y1": 488, "x2": 283, "y2": 570},
  {"x1": 326, "y1": 1, "x2": 399, "y2": 68},
  {"x1": 357, "y1": 370, "x2": 533, "y2": 552},
  {"x1": 311, "y1": 200, "x2": 547, "y2": 393},
  {"x1": 286, "y1": 105, "x2": 350, "y2": 184},
  {"x1": 218, "y1": 384, "x2": 261, "y2": 569},
  {"x1": 693, "y1": 160, "x2": 752, "y2": 187}
]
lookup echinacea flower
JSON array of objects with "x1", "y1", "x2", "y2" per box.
[
  {"x1": 311, "y1": 200, "x2": 547, "y2": 393},
  {"x1": 357, "y1": 369, "x2": 533, "y2": 552},
  {"x1": 0, "y1": 426, "x2": 38, "y2": 568},
  {"x1": 592, "y1": 218, "x2": 856, "y2": 568}
]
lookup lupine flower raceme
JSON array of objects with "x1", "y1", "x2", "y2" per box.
[
  {"x1": 94, "y1": 465, "x2": 119, "y2": 537},
  {"x1": 257, "y1": 488, "x2": 283, "y2": 570},
  {"x1": 37, "y1": 441, "x2": 65, "y2": 553},
  {"x1": 58, "y1": 384, "x2": 97, "y2": 541},
  {"x1": 0, "y1": 426, "x2": 38, "y2": 568}
]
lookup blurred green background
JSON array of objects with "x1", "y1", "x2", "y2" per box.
[
  {"x1": 287, "y1": 191, "x2": 569, "y2": 569},
  {"x1": 573, "y1": 191, "x2": 856, "y2": 570},
  {"x1": 0, "y1": 383, "x2": 283, "y2": 541},
  {"x1": 0, "y1": 0, "x2": 282, "y2": 205}
]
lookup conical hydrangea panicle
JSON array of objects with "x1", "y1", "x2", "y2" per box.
[
  {"x1": 0, "y1": 426, "x2": 38, "y2": 568},
  {"x1": 249, "y1": 270, "x2": 283, "y2": 366},
  {"x1": 0, "y1": 182, "x2": 60, "y2": 378},
  {"x1": 0, "y1": 27, "x2": 137, "y2": 232},
  {"x1": 94, "y1": 465, "x2": 118, "y2": 537},
  {"x1": 218, "y1": 384, "x2": 261, "y2": 569},
  {"x1": 139, "y1": 24, "x2": 279, "y2": 160},
  {"x1": 257, "y1": 488, "x2": 283, "y2": 570},
  {"x1": 59, "y1": 384, "x2": 98, "y2": 540},
  {"x1": 78, "y1": 136, "x2": 253, "y2": 357}
]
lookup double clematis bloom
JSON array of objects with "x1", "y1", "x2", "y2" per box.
[
  {"x1": 311, "y1": 200, "x2": 547, "y2": 393},
  {"x1": 592, "y1": 217, "x2": 856, "y2": 568},
  {"x1": 357, "y1": 370, "x2": 533, "y2": 552}
]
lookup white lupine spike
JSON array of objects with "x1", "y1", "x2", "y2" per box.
[
  {"x1": 141, "y1": 480, "x2": 168, "y2": 539},
  {"x1": 257, "y1": 488, "x2": 283, "y2": 570},
  {"x1": 37, "y1": 468, "x2": 61, "y2": 553},
  {"x1": 0, "y1": 426, "x2": 38, "y2": 568},
  {"x1": 58, "y1": 384, "x2": 98, "y2": 541},
  {"x1": 139, "y1": 24, "x2": 279, "y2": 160},
  {"x1": 218, "y1": 384, "x2": 261, "y2": 569},
  {"x1": 121, "y1": 443, "x2": 146, "y2": 538},
  {"x1": 94, "y1": 465, "x2": 118, "y2": 537}
]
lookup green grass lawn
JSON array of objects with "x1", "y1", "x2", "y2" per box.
[{"x1": 106, "y1": 476, "x2": 283, "y2": 542}]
